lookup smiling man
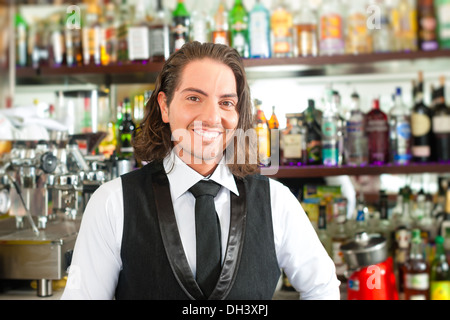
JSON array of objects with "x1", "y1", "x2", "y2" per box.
[{"x1": 61, "y1": 42, "x2": 340, "y2": 300}]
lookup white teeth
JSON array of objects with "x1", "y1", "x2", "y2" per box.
[{"x1": 194, "y1": 130, "x2": 220, "y2": 139}]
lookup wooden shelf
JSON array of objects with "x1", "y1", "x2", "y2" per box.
[
  {"x1": 261, "y1": 162, "x2": 450, "y2": 178},
  {"x1": 15, "y1": 49, "x2": 450, "y2": 84}
]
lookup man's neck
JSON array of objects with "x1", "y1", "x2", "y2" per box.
[{"x1": 173, "y1": 147, "x2": 222, "y2": 177}]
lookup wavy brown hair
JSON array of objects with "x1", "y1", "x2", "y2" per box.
[{"x1": 133, "y1": 42, "x2": 258, "y2": 178}]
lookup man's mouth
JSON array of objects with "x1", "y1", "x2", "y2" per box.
[{"x1": 193, "y1": 129, "x2": 222, "y2": 141}]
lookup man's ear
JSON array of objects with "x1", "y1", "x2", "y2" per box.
[{"x1": 158, "y1": 91, "x2": 169, "y2": 123}]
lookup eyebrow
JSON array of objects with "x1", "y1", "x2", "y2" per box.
[{"x1": 181, "y1": 87, "x2": 238, "y2": 100}]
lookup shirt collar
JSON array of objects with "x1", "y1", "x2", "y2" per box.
[{"x1": 163, "y1": 150, "x2": 239, "y2": 200}]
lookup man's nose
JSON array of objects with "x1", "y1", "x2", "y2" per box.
[{"x1": 201, "y1": 101, "x2": 221, "y2": 125}]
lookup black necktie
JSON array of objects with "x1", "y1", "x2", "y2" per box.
[{"x1": 189, "y1": 180, "x2": 222, "y2": 298}]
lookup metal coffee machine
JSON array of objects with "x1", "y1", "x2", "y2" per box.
[
  {"x1": 0, "y1": 132, "x2": 111, "y2": 297},
  {"x1": 340, "y1": 232, "x2": 399, "y2": 300}
]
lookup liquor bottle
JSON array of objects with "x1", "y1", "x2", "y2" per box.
[
  {"x1": 353, "y1": 193, "x2": 368, "y2": 235},
  {"x1": 440, "y1": 184, "x2": 450, "y2": 252},
  {"x1": 333, "y1": 90, "x2": 346, "y2": 165},
  {"x1": 268, "y1": 106, "x2": 279, "y2": 165},
  {"x1": 431, "y1": 76, "x2": 450, "y2": 163},
  {"x1": 436, "y1": 0, "x2": 450, "y2": 49},
  {"x1": 411, "y1": 72, "x2": 433, "y2": 163},
  {"x1": 171, "y1": 0, "x2": 190, "y2": 53},
  {"x1": 149, "y1": 0, "x2": 171, "y2": 62},
  {"x1": 319, "y1": 0, "x2": 345, "y2": 56},
  {"x1": 100, "y1": 1, "x2": 118, "y2": 66},
  {"x1": 133, "y1": 93, "x2": 145, "y2": 125},
  {"x1": 99, "y1": 103, "x2": 118, "y2": 159},
  {"x1": 389, "y1": 87, "x2": 412, "y2": 165},
  {"x1": 117, "y1": 0, "x2": 130, "y2": 64},
  {"x1": 365, "y1": 98, "x2": 389, "y2": 165},
  {"x1": 271, "y1": 0, "x2": 294, "y2": 58},
  {"x1": 403, "y1": 229, "x2": 430, "y2": 300},
  {"x1": 189, "y1": 1, "x2": 209, "y2": 44},
  {"x1": 345, "y1": 92, "x2": 368, "y2": 166},
  {"x1": 119, "y1": 98, "x2": 136, "y2": 159},
  {"x1": 65, "y1": 5, "x2": 83, "y2": 67},
  {"x1": 211, "y1": 0, "x2": 229, "y2": 45},
  {"x1": 128, "y1": 0, "x2": 150, "y2": 63},
  {"x1": 346, "y1": 0, "x2": 373, "y2": 54},
  {"x1": 371, "y1": 0, "x2": 394, "y2": 53},
  {"x1": 248, "y1": 0, "x2": 271, "y2": 59},
  {"x1": 304, "y1": 99, "x2": 322, "y2": 165},
  {"x1": 430, "y1": 235, "x2": 450, "y2": 300},
  {"x1": 293, "y1": 0, "x2": 318, "y2": 57},
  {"x1": 321, "y1": 89, "x2": 339, "y2": 166},
  {"x1": 254, "y1": 99, "x2": 270, "y2": 167},
  {"x1": 282, "y1": 113, "x2": 303, "y2": 166},
  {"x1": 49, "y1": 13, "x2": 65, "y2": 67},
  {"x1": 82, "y1": 3, "x2": 102, "y2": 66},
  {"x1": 15, "y1": 11, "x2": 27, "y2": 67},
  {"x1": 376, "y1": 190, "x2": 394, "y2": 254},
  {"x1": 229, "y1": 0, "x2": 249, "y2": 58},
  {"x1": 418, "y1": 0, "x2": 439, "y2": 51},
  {"x1": 330, "y1": 204, "x2": 350, "y2": 281},
  {"x1": 81, "y1": 95, "x2": 92, "y2": 134},
  {"x1": 392, "y1": 0, "x2": 418, "y2": 52},
  {"x1": 318, "y1": 203, "x2": 332, "y2": 256}
]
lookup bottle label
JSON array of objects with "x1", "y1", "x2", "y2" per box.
[
  {"x1": 405, "y1": 273, "x2": 429, "y2": 290},
  {"x1": 249, "y1": 11, "x2": 270, "y2": 57},
  {"x1": 149, "y1": 27, "x2": 169, "y2": 57},
  {"x1": 128, "y1": 27, "x2": 150, "y2": 60},
  {"x1": 322, "y1": 121, "x2": 337, "y2": 137},
  {"x1": 430, "y1": 281, "x2": 450, "y2": 300},
  {"x1": 432, "y1": 115, "x2": 450, "y2": 134},
  {"x1": 320, "y1": 14, "x2": 343, "y2": 40},
  {"x1": 412, "y1": 145, "x2": 431, "y2": 157},
  {"x1": 438, "y1": 4, "x2": 450, "y2": 39},
  {"x1": 366, "y1": 119, "x2": 388, "y2": 132},
  {"x1": 396, "y1": 122, "x2": 411, "y2": 139},
  {"x1": 411, "y1": 112, "x2": 431, "y2": 136},
  {"x1": 283, "y1": 134, "x2": 302, "y2": 158}
]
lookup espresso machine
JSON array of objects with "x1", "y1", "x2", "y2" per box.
[
  {"x1": 0, "y1": 133, "x2": 110, "y2": 297},
  {"x1": 340, "y1": 232, "x2": 399, "y2": 300}
]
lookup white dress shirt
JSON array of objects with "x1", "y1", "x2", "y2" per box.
[{"x1": 61, "y1": 152, "x2": 340, "y2": 300}]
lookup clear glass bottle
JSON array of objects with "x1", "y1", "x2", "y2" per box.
[
  {"x1": 189, "y1": 1, "x2": 210, "y2": 44},
  {"x1": 389, "y1": 87, "x2": 412, "y2": 165},
  {"x1": 211, "y1": 0, "x2": 229, "y2": 45},
  {"x1": 319, "y1": 0, "x2": 345, "y2": 56},
  {"x1": 392, "y1": 0, "x2": 418, "y2": 52},
  {"x1": 15, "y1": 11, "x2": 28, "y2": 67},
  {"x1": 229, "y1": 0, "x2": 249, "y2": 58},
  {"x1": 318, "y1": 203, "x2": 332, "y2": 256},
  {"x1": 117, "y1": 0, "x2": 131, "y2": 64},
  {"x1": 270, "y1": 0, "x2": 294, "y2": 58},
  {"x1": 128, "y1": 0, "x2": 150, "y2": 63},
  {"x1": 82, "y1": 3, "x2": 101, "y2": 66},
  {"x1": 346, "y1": 0, "x2": 373, "y2": 54},
  {"x1": 321, "y1": 89, "x2": 339, "y2": 166},
  {"x1": 371, "y1": 0, "x2": 394, "y2": 53},
  {"x1": 293, "y1": 0, "x2": 318, "y2": 57},
  {"x1": 100, "y1": 1, "x2": 118, "y2": 66},
  {"x1": 403, "y1": 229, "x2": 430, "y2": 300},
  {"x1": 345, "y1": 92, "x2": 368, "y2": 166},
  {"x1": 149, "y1": 0, "x2": 171, "y2": 62},
  {"x1": 249, "y1": 0, "x2": 271, "y2": 58}
]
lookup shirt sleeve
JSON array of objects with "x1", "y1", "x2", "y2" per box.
[
  {"x1": 269, "y1": 179, "x2": 341, "y2": 300},
  {"x1": 61, "y1": 178, "x2": 123, "y2": 300}
]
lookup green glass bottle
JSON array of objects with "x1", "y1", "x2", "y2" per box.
[
  {"x1": 430, "y1": 235, "x2": 450, "y2": 300},
  {"x1": 15, "y1": 12, "x2": 28, "y2": 67},
  {"x1": 119, "y1": 98, "x2": 136, "y2": 159},
  {"x1": 436, "y1": 0, "x2": 450, "y2": 48},
  {"x1": 229, "y1": 0, "x2": 249, "y2": 58},
  {"x1": 172, "y1": 0, "x2": 190, "y2": 52}
]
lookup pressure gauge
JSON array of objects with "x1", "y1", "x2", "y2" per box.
[{"x1": 0, "y1": 189, "x2": 11, "y2": 215}]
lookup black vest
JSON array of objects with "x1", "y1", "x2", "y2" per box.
[{"x1": 115, "y1": 162, "x2": 280, "y2": 300}]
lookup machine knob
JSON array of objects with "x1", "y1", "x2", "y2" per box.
[{"x1": 40, "y1": 152, "x2": 58, "y2": 174}]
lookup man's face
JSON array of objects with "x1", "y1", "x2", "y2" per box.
[{"x1": 158, "y1": 58, "x2": 239, "y2": 166}]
